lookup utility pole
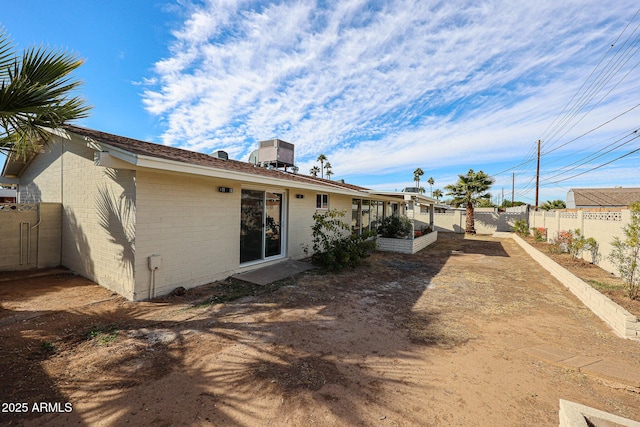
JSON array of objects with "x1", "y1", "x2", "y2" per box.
[
  {"x1": 535, "y1": 139, "x2": 541, "y2": 208},
  {"x1": 511, "y1": 172, "x2": 515, "y2": 206}
]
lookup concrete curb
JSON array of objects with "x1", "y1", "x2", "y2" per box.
[
  {"x1": 511, "y1": 233, "x2": 640, "y2": 340},
  {"x1": 560, "y1": 400, "x2": 640, "y2": 427}
]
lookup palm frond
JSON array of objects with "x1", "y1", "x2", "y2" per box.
[
  {"x1": 0, "y1": 30, "x2": 15, "y2": 81},
  {"x1": 0, "y1": 37, "x2": 91, "y2": 158}
]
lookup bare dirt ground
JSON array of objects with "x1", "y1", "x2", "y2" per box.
[
  {"x1": 525, "y1": 237, "x2": 640, "y2": 317},
  {"x1": 1, "y1": 233, "x2": 639, "y2": 426}
]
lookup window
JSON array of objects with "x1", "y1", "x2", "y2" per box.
[{"x1": 316, "y1": 194, "x2": 329, "y2": 209}]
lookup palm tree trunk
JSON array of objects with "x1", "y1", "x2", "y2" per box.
[{"x1": 465, "y1": 201, "x2": 475, "y2": 234}]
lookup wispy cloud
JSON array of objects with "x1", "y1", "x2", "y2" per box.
[{"x1": 143, "y1": 0, "x2": 637, "y2": 196}]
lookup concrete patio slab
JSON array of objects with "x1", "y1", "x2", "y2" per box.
[
  {"x1": 522, "y1": 346, "x2": 576, "y2": 364},
  {"x1": 561, "y1": 355, "x2": 603, "y2": 369},
  {"x1": 580, "y1": 359, "x2": 640, "y2": 388},
  {"x1": 232, "y1": 259, "x2": 314, "y2": 286},
  {"x1": 523, "y1": 346, "x2": 640, "y2": 390}
]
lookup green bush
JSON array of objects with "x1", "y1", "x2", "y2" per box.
[
  {"x1": 568, "y1": 229, "x2": 597, "y2": 260},
  {"x1": 512, "y1": 219, "x2": 529, "y2": 236},
  {"x1": 608, "y1": 201, "x2": 640, "y2": 300},
  {"x1": 377, "y1": 215, "x2": 413, "y2": 238},
  {"x1": 311, "y1": 209, "x2": 377, "y2": 272},
  {"x1": 532, "y1": 227, "x2": 547, "y2": 242}
]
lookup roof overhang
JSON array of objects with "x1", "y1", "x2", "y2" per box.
[
  {"x1": 366, "y1": 189, "x2": 437, "y2": 204},
  {"x1": 76, "y1": 130, "x2": 387, "y2": 199}
]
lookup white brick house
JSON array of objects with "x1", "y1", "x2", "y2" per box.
[{"x1": 1, "y1": 125, "x2": 428, "y2": 300}]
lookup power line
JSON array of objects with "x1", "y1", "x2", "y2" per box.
[
  {"x1": 541, "y1": 130, "x2": 639, "y2": 182},
  {"x1": 547, "y1": 146, "x2": 640, "y2": 184}
]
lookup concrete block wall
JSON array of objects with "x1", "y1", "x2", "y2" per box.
[
  {"x1": 36, "y1": 203, "x2": 62, "y2": 268},
  {"x1": 529, "y1": 210, "x2": 629, "y2": 276},
  {"x1": 17, "y1": 134, "x2": 137, "y2": 298},
  {"x1": 377, "y1": 231, "x2": 438, "y2": 254},
  {"x1": 18, "y1": 140, "x2": 63, "y2": 203},
  {"x1": 0, "y1": 203, "x2": 61, "y2": 271},
  {"x1": 513, "y1": 234, "x2": 639, "y2": 339},
  {"x1": 134, "y1": 170, "x2": 241, "y2": 300},
  {"x1": 59, "y1": 136, "x2": 137, "y2": 299},
  {"x1": 0, "y1": 204, "x2": 39, "y2": 270},
  {"x1": 432, "y1": 211, "x2": 526, "y2": 234},
  {"x1": 288, "y1": 192, "x2": 355, "y2": 258},
  {"x1": 559, "y1": 399, "x2": 640, "y2": 427},
  {"x1": 433, "y1": 212, "x2": 463, "y2": 232}
]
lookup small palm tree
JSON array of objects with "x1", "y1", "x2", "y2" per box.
[
  {"x1": 432, "y1": 189, "x2": 443, "y2": 201},
  {"x1": 444, "y1": 169, "x2": 494, "y2": 234},
  {"x1": 418, "y1": 187, "x2": 426, "y2": 194},
  {"x1": 325, "y1": 168, "x2": 333, "y2": 180},
  {"x1": 0, "y1": 30, "x2": 91, "y2": 157},
  {"x1": 427, "y1": 177, "x2": 435, "y2": 196},
  {"x1": 309, "y1": 166, "x2": 320, "y2": 177},
  {"x1": 317, "y1": 154, "x2": 327, "y2": 179},
  {"x1": 413, "y1": 168, "x2": 424, "y2": 189},
  {"x1": 540, "y1": 200, "x2": 566, "y2": 211}
]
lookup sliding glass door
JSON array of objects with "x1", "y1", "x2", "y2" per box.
[{"x1": 240, "y1": 189, "x2": 284, "y2": 263}]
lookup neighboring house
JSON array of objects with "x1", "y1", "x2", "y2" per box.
[
  {"x1": 0, "y1": 187, "x2": 17, "y2": 203},
  {"x1": 1, "y1": 125, "x2": 425, "y2": 301},
  {"x1": 566, "y1": 187, "x2": 640, "y2": 209}
]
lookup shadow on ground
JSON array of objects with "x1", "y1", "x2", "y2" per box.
[{"x1": 0, "y1": 233, "x2": 512, "y2": 426}]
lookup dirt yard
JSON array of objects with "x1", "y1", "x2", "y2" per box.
[{"x1": 1, "y1": 233, "x2": 639, "y2": 426}]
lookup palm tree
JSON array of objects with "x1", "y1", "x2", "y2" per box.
[
  {"x1": 0, "y1": 30, "x2": 91, "y2": 157},
  {"x1": 413, "y1": 168, "x2": 424, "y2": 189},
  {"x1": 418, "y1": 187, "x2": 426, "y2": 194},
  {"x1": 444, "y1": 169, "x2": 494, "y2": 234},
  {"x1": 427, "y1": 177, "x2": 435, "y2": 196},
  {"x1": 309, "y1": 166, "x2": 320, "y2": 177},
  {"x1": 325, "y1": 168, "x2": 333, "y2": 180},
  {"x1": 432, "y1": 189, "x2": 443, "y2": 201},
  {"x1": 323, "y1": 161, "x2": 333, "y2": 180},
  {"x1": 540, "y1": 199, "x2": 566, "y2": 211},
  {"x1": 317, "y1": 154, "x2": 327, "y2": 179}
]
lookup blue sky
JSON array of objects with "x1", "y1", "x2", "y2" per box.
[{"x1": 2, "y1": 0, "x2": 639, "y2": 204}]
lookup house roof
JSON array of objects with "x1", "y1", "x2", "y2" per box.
[
  {"x1": 569, "y1": 187, "x2": 640, "y2": 207},
  {"x1": 64, "y1": 125, "x2": 372, "y2": 193}
]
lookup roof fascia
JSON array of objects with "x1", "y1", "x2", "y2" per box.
[{"x1": 91, "y1": 141, "x2": 368, "y2": 197}]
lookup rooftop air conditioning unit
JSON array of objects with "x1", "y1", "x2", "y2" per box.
[
  {"x1": 210, "y1": 150, "x2": 229, "y2": 160},
  {"x1": 258, "y1": 139, "x2": 294, "y2": 168}
]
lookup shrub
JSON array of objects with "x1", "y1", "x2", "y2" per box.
[
  {"x1": 377, "y1": 215, "x2": 413, "y2": 239},
  {"x1": 512, "y1": 219, "x2": 529, "y2": 236},
  {"x1": 532, "y1": 227, "x2": 547, "y2": 242},
  {"x1": 608, "y1": 202, "x2": 640, "y2": 300},
  {"x1": 568, "y1": 229, "x2": 597, "y2": 261},
  {"x1": 311, "y1": 209, "x2": 377, "y2": 272}
]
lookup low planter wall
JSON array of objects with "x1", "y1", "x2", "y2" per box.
[
  {"x1": 377, "y1": 231, "x2": 438, "y2": 254},
  {"x1": 512, "y1": 233, "x2": 640, "y2": 340}
]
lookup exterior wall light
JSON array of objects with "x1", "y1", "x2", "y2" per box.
[{"x1": 219, "y1": 187, "x2": 233, "y2": 193}]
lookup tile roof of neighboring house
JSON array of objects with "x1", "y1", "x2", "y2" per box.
[
  {"x1": 570, "y1": 187, "x2": 640, "y2": 207},
  {"x1": 65, "y1": 125, "x2": 369, "y2": 193}
]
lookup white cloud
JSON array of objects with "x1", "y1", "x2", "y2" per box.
[{"x1": 142, "y1": 0, "x2": 638, "y2": 194}]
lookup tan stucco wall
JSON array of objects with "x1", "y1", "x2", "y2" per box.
[{"x1": 17, "y1": 135, "x2": 137, "y2": 299}]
